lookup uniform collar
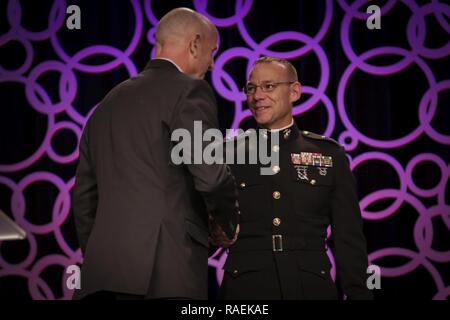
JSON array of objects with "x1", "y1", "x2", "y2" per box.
[
  {"x1": 257, "y1": 120, "x2": 300, "y2": 146},
  {"x1": 267, "y1": 119, "x2": 294, "y2": 132}
]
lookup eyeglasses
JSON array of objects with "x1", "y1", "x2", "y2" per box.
[{"x1": 243, "y1": 81, "x2": 295, "y2": 95}]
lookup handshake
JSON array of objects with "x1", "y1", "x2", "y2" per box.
[
  {"x1": 208, "y1": 214, "x2": 240, "y2": 248},
  {"x1": 205, "y1": 174, "x2": 241, "y2": 248}
]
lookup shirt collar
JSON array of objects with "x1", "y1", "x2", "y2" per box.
[{"x1": 153, "y1": 58, "x2": 184, "y2": 73}]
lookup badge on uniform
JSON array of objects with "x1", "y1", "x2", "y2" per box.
[
  {"x1": 295, "y1": 165, "x2": 309, "y2": 181},
  {"x1": 291, "y1": 152, "x2": 333, "y2": 179},
  {"x1": 291, "y1": 152, "x2": 333, "y2": 167}
]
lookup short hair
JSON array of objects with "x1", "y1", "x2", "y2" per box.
[{"x1": 253, "y1": 56, "x2": 298, "y2": 82}]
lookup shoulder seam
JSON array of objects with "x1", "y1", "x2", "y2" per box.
[{"x1": 301, "y1": 130, "x2": 341, "y2": 147}]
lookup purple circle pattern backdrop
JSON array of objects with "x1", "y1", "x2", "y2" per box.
[{"x1": 0, "y1": 0, "x2": 449, "y2": 299}]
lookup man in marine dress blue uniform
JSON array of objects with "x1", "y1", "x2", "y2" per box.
[{"x1": 219, "y1": 56, "x2": 373, "y2": 300}]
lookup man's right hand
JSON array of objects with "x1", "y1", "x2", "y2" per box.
[{"x1": 208, "y1": 216, "x2": 240, "y2": 248}]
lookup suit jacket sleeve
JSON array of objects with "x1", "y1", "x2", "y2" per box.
[
  {"x1": 72, "y1": 121, "x2": 98, "y2": 255},
  {"x1": 170, "y1": 80, "x2": 239, "y2": 239},
  {"x1": 330, "y1": 147, "x2": 373, "y2": 299}
]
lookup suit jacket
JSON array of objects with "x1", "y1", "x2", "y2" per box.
[
  {"x1": 219, "y1": 123, "x2": 372, "y2": 300},
  {"x1": 72, "y1": 59, "x2": 238, "y2": 299}
]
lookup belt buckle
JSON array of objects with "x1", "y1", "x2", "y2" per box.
[{"x1": 272, "y1": 235, "x2": 283, "y2": 252}]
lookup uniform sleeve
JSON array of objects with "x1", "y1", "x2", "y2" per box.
[
  {"x1": 330, "y1": 147, "x2": 373, "y2": 299},
  {"x1": 170, "y1": 80, "x2": 239, "y2": 240},
  {"x1": 72, "y1": 121, "x2": 98, "y2": 255}
]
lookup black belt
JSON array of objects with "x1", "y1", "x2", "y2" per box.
[{"x1": 229, "y1": 235, "x2": 327, "y2": 253}]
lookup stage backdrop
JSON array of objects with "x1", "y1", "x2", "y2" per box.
[{"x1": 0, "y1": 0, "x2": 449, "y2": 300}]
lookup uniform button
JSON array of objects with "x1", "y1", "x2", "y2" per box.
[
  {"x1": 273, "y1": 217, "x2": 281, "y2": 226},
  {"x1": 239, "y1": 182, "x2": 246, "y2": 188},
  {"x1": 233, "y1": 269, "x2": 239, "y2": 275},
  {"x1": 303, "y1": 131, "x2": 309, "y2": 135},
  {"x1": 272, "y1": 145, "x2": 280, "y2": 152},
  {"x1": 320, "y1": 270, "x2": 326, "y2": 275},
  {"x1": 272, "y1": 165, "x2": 280, "y2": 174},
  {"x1": 272, "y1": 191, "x2": 281, "y2": 199},
  {"x1": 310, "y1": 179, "x2": 316, "y2": 185}
]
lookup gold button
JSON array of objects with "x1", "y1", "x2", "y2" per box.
[
  {"x1": 272, "y1": 165, "x2": 280, "y2": 174},
  {"x1": 273, "y1": 218, "x2": 281, "y2": 226},
  {"x1": 320, "y1": 270, "x2": 326, "y2": 275},
  {"x1": 240, "y1": 182, "x2": 246, "y2": 188},
  {"x1": 310, "y1": 179, "x2": 316, "y2": 185},
  {"x1": 303, "y1": 131, "x2": 309, "y2": 135},
  {"x1": 233, "y1": 269, "x2": 238, "y2": 275},
  {"x1": 272, "y1": 145, "x2": 280, "y2": 152},
  {"x1": 272, "y1": 191, "x2": 281, "y2": 199}
]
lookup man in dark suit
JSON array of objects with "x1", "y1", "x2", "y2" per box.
[
  {"x1": 72, "y1": 8, "x2": 239, "y2": 300},
  {"x1": 219, "y1": 57, "x2": 372, "y2": 300}
]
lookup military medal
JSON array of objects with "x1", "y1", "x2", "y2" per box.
[
  {"x1": 295, "y1": 165, "x2": 308, "y2": 181},
  {"x1": 312, "y1": 153, "x2": 322, "y2": 167},
  {"x1": 291, "y1": 152, "x2": 333, "y2": 168},
  {"x1": 291, "y1": 153, "x2": 302, "y2": 164},
  {"x1": 301, "y1": 152, "x2": 312, "y2": 166},
  {"x1": 321, "y1": 156, "x2": 333, "y2": 168}
]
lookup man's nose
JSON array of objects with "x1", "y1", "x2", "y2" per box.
[{"x1": 253, "y1": 86, "x2": 265, "y2": 100}]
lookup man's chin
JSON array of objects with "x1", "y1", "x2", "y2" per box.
[
  {"x1": 256, "y1": 122, "x2": 272, "y2": 130},
  {"x1": 255, "y1": 117, "x2": 271, "y2": 127}
]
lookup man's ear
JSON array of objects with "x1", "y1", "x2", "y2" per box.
[
  {"x1": 189, "y1": 34, "x2": 201, "y2": 58},
  {"x1": 290, "y1": 82, "x2": 302, "y2": 103}
]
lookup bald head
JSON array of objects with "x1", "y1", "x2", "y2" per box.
[
  {"x1": 156, "y1": 8, "x2": 216, "y2": 49},
  {"x1": 155, "y1": 8, "x2": 218, "y2": 79},
  {"x1": 154, "y1": 8, "x2": 218, "y2": 79}
]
